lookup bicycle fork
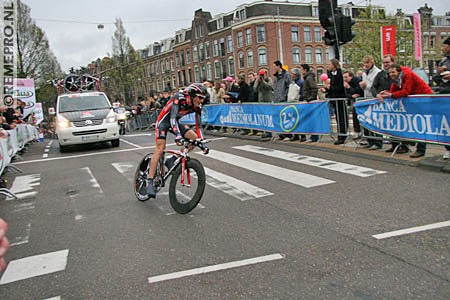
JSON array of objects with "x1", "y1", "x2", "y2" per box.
[{"x1": 181, "y1": 157, "x2": 191, "y2": 187}]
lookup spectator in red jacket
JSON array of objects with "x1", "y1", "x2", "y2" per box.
[{"x1": 377, "y1": 64, "x2": 433, "y2": 158}]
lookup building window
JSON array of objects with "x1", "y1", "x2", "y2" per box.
[
  {"x1": 305, "y1": 47, "x2": 313, "y2": 64},
  {"x1": 213, "y1": 40, "x2": 219, "y2": 57},
  {"x1": 193, "y1": 46, "x2": 198, "y2": 62},
  {"x1": 186, "y1": 48, "x2": 191, "y2": 64},
  {"x1": 293, "y1": 47, "x2": 301, "y2": 64},
  {"x1": 207, "y1": 63, "x2": 212, "y2": 80},
  {"x1": 217, "y1": 18, "x2": 224, "y2": 29},
  {"x1": 314, "y1": 26, "x2": 322, "y2": 42},
  {"x1": 304, "y1": 26, "x2": 311, "y2": 42},
  {"x1": 256, "y1": 25, "x2": 266, "y2": 43},
  {"x1": 237, "y1": 32, "x2": 244, "y2": 48},
  {"x1": 238, "y1": 51, "x2": 245, "y2": 69},
  {"x1": 326, "y1": 48, "x2": 330, "y2": 62},
  {"x1": 246, "y1": 28, "x2": 252, "y2": 45},
  {"x1": 171, "y1": 58, "x2": 174, "y2": 71},
  {"x1": 201, "y1": 65, "x2": 206, "y2": 81},
  {"x1": 315, "y1": 47, "x2": 323, "y2": 64},
  {"x1": 214, "y1": 61, "x2": 221, "y2": 79},
  {"x1": 199, "y1": 44, "x2": 205, "y2": 62},
  {"x1": 175, "y1": 52, "x2": 180, "y2": 66},
  {"x1": 247, "y1": 49, "x2": 254, "y2": 67},
  {"x1": 220, "y1": 38, "x2": 226, "y2": 57},
  {"x1": 258, "y1": 47, "x2": 267, "y2": 65},
  {"x1": 291, "y1": 26, "x2": 299, "y2": 42},
  {"x1": 312, "y1": 5, "x2": 319, "y2": 17},
  {"x1": 205, "y1": 42, "x2": 211, "y2": 59},
  {"x1": 228, "y1": 57, "x2": 235, "y2": 76},
  {"x1": 227, "y1": 35, "x2": 234, "y2": 53},
  {"x1": 194, "y1": 66, "x2": 200, "y2": 82},
  {"x1": 317, "y1": 68, "x2": 324, "y2": 83}
]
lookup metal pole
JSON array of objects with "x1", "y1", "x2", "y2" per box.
[{"x1": 277, "y1": 8, "x2": 284, "y2": 63}]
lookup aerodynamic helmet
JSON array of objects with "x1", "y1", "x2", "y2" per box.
[{"x1": 185, "y1": 83, "x2": 208, "y2": 99}]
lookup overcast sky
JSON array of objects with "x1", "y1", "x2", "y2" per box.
[{"x1": 22, "y1": 0, "x2": 450, "y2": 73}]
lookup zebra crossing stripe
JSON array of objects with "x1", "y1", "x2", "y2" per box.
[
  {"x1": 203, "y1": 150, "x2": 334, "y2": 188},
  {"x1": 204, "y1": 167, "x2": 273, "y2": 201},
  {"x1": 233, "y1": 145, "x2": 387, "y2": 177},
  {"x1": 0, "y1": 250, "x2": 69, "y2": 285},
  {"x1": 6, "y1": 174, "x2": 41, "y2": 200}
]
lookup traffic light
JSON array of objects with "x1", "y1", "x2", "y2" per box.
[
  {"x1": 339, "y1": 15, "x2": 356, "y2": 44},
  {"x1": 323, "y1": 16, "x2": 341, "y2": 46}
]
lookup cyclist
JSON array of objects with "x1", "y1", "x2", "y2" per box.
[{"x1": 146, "y1": 83, "x2": 209, "y2": 197}]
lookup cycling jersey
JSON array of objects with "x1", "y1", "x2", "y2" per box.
[{"x1": 155, "y1": 92, "x2": 204, "y2": 140}]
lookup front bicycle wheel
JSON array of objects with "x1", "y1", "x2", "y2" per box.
[
  {"x1": 134, "y1": 153, "x2": 152, "y2": 201},
  {"x1": 169, "y1": 158, "x2": 206, "y2": 214}
]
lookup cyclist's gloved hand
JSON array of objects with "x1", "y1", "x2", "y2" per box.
[
  {"x1": 198, "y1": 140, "x2": 209, "y2": 154},
  {"x1": 175, "y1": 135, "x2": 184, "y2": 146}
]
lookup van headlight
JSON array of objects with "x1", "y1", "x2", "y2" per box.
[
  {"x1": 106, "y1": 110, "x2": 117, "y2": 123},
  {"x1": 57, "y1": 115, "x2": 71, "y2": 128}
]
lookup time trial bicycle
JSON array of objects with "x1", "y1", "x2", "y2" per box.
[{"x1": 134, "y1": 139, "x2": 208, "y2": 214}]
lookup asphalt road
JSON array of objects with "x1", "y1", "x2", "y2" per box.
[{"x1": 0, "y1": 133, "x2": 449, "y2": 299}]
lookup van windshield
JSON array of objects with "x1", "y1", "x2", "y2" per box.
[{"x1": 59, "y1": 94, "x2": 110, "y2": 113}]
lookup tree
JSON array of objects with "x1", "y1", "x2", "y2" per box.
[
  {"x1": 341, "y1": 7, "x2": 417, "y2": 71},
  {"x1": 16, "y1": 0, "x2": 62, "y2": 81}
]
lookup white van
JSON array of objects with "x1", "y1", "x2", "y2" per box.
[{"x1": 55, "y1": 91, "x2": 120, "y2": 152}]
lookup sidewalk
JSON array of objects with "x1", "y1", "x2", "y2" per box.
[{"x1": 205, "y1": 129, "x2": 450, "y2": 173}]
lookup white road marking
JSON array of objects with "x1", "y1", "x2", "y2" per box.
[
  {"x1": 123, "y1": 133, "x2": 153, "y2": 137},
  {"x1": 204, "y1": 167, "x2": 273, "y2": 201},
  {"x1": 13, "y1": 137, "x2": 228, "y2": 165},
  {"x1": 204, "y1": 150, "x2": 334, "y2": 188},
  {"x1": 148, "y1": 253, "x2": 284, "y2": 283},
  {"x1": 9, "y1": 223, "x2": 31, "y2": 246},
  {"x1": 373, "y1": 220, "x2": 450, "y2": 239},
  {"x1": 42, "y1": 154, "x2": 48, "y2": 158},
  {"x1": 119, "y1": 138, "x2": 142, "y2": 148},
  {"x1": 81, "y1": 167, "x2": 102, "y2": 191},
  {"x1": 44, "y1": 149, "x2": 50, "y2": 152},
  {"x1": 0, "y1": 250, "x2": 69, "y2": 285},
  {"x1": 43, "y1": 297, "x2": 61, "y2": 300},
  {"x1": 112, "y1": 162, "x2": 135, "y2": 175},
  {"x1": 6, "y1": 174, "x2": 41, "y2": 200},
  {"x1": 234, "y1": 145, "x2": 387, "y2": 177}
]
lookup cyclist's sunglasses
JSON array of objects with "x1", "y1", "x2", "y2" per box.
[{"x1": 195, "y1": 94, "x2": 206, "y2": 99}]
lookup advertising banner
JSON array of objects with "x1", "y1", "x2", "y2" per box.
[
  {"x1": 13, "y1": 78, "x2": 36, "y2": 119},
  {"x1": 413, "y1": 13, "x2": 422, "y2": 62},
  {"x1": 181, "y1": 102, "x2": 331, "y2": 134},
  {"x1": 354, "y1": 96, "x2": 450, "y2": 145},
  {"x1": 33, "y1": 102, "x2": 44, "y2": 125},
  {"x1": 381, "y1": 25, "x2": 396, "y2": 57}
]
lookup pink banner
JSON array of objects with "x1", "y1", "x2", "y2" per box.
[
  {"x1": 381, "y1": 26, "x2": 396, "y2": 57},
  {"x1": 413, "y1": 13, "x2": 422, "y2": 61}
]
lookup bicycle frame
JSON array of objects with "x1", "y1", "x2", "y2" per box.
[{"x1": 159, "y1": 141, "x2": 193, "y2": 188}]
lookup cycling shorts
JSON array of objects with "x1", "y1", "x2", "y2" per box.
[{"x1": 155, "y1": 117, "x2": 191, "y2": 140}]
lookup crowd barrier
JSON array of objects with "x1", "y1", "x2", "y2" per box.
[
  {"x1": 128, "y1": 110, "x2": 160, "y2": 132},
  {"x1": 0, "y1": 124, "x2": 39, "y2": 176},
  {"x1": 126, "y1": 97, "x2": 450, "y2": 150}
]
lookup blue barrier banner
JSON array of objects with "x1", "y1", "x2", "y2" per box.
[
  {"x1": 180, "y1": 102, "x2": 331, "y2": 134},
  {"x1": 354, "y1": 95, "x2": 450, "y2": 145}
]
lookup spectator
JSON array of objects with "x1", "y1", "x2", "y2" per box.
[
  {"x1": 372, "y1": 54, "x2": 409, "y2": 154},
  {"x1": 377, "y1": 64, "x2": 433, "y2": 158},
  {"x1": 273, "y1": 60, "x2": 291, "y2": 102},
  {"x1": 247, "y1": 72, "x2": 258, "y2": 103},
  {"x1": 360, "y1": 55, "x2": 383, "y2": 150},
  {"x1": 326, "y1": 58, "x2": 348, "y2": 145},
  {"x1": 300, "y1": 64, "x2": 319, "y2": 143},
  {"x1": 237, "y1": 74, "x2": 250, "y2": 103},
  {"x1": 0, "y1": 218, "x2": 9, "y2": 272},
  {"x1": 246, "y1": 72, "x2": 259, "y2": 136},
  {"x1": 282, "y1": 67, "x2": 303, "y2": 141},
  {"x1": 343, "y1": 70, "x2": 363, "y2": 139},
  {"x1": 237, "y1": 74, "x2": 251, "y2": 135},
  {"x1": 254, "y1": 69, "x2": 274, "y2": 138},
  {"x1": 223, "y1": 76, "x2": 239, "y2": 103},
  {"x1": 432, "y1": 36, "x2": 450, "y2": 159}
]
